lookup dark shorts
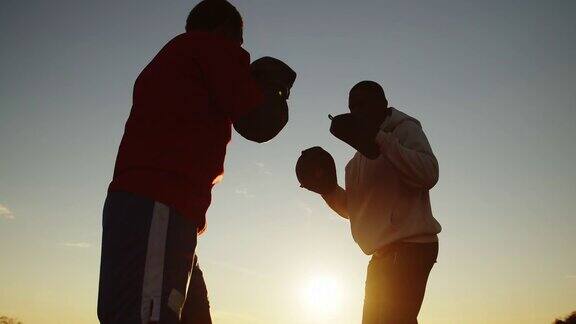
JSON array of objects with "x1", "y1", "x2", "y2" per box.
[
  {"x1": 362, "y1": 242, "x2": 438, "y2": 324},
  {"x1": 97, "y1": 191, "x2": 211, "y2": 324}
]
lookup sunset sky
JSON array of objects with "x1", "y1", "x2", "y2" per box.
[{"x1": 1, "y1": 0, "x2": 575, "y2": 323}]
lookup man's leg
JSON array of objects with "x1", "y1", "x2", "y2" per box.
[
  {"x1": 98, "y1": 191, "x2": 155, "y2": 324},
  {"x1": 144, "y1": 203, "x2": 198, "y2": 323},
  {"x1": 362, "y1": 242, "x2": 438, "y2": 324},
  {"x1": 97, "y1": 191, "x2": 198, "y2": 324},
  {"x1": 180, "y1": 256, "x2": 212, "y2": 324}
]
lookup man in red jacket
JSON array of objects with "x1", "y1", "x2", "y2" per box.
[{"x1": 97, "y1": 1, "x2": 296, "y2": 323}]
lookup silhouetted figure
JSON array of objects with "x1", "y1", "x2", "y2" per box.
[
  {"x1": 296, "y1": 81, "x2": 441, "y2": 324},
  {"x1": 555, "y1": 311, "x2": 576, "y2": 324},
  {"x1": 97, "y1": 1, "x2": 296, "y2": 323}
]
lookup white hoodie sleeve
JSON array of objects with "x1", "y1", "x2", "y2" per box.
[
  {"x1": 375, "y1": 120, "x2": 439, "y2": 189},
  {"x1": 321, "y1": 185, "x2": 350, "y2": 219}
]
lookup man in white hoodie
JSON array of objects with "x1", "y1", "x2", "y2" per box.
[{"x1": 296, "y1": 81, "x2": 441, "y2": 324}]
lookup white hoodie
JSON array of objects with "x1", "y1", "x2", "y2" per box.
[{"x1": 329, "y1": 107, "x2": 442, "y2": 255}]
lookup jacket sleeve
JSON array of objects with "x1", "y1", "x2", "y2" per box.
[
  {"x1": 200, "y1": 47, "x2": 264, "y2": 121},
  {"x1": 375, "y1": 121, "x2": 439, "y2": 189}
]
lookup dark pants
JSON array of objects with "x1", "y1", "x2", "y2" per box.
[
  {"x1": 362, "y1": 242, "x2": 438, "y2": 324},
  {"x1": 98, "y1": 191, "x2": 212, "y2": 324}
]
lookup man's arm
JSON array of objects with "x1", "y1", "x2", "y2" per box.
[
  {"x1": 295, "y1": 146, "x2": 348, "y2": 219},
  {"x1": 201, "y1": 47, "x2": 264, "y2": 121},
  {"x1": 321, "y1": 185, "x2": 349, "y2": 219},
  {"x1": 375, "y1": 121, "x2": 439, "y2": 189},
  {"x1": 200, "y1": 48, "x2": 295, "y2": 143}
]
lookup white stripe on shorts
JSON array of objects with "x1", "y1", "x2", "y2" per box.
[{"x1": 141, "y1": 201, "x2": 170, "y2": 323}]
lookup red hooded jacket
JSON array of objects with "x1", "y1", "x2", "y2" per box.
[{"x1": 109, "y1": 32, "x2": 263, "y2": 231}]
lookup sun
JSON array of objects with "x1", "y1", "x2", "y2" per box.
[{"x1": 300, "y1": 274, "x2": 342, "y2": 315}]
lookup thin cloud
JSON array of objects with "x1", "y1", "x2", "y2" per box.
[
  {"x1": 0, "y1": 204, "x2": 14, "y2": 220},
  {"x1": 566, "y1": 274, "x2": 576, "y2": 280},
  {"x1": 254, "y1": 161, "x2": 272, "y2": 175},
  {"x1": 235, "y1": 187, "x2": 255, "y2": 199},
  {"x1": 297, "y1": 201, "x2": 313, "y2": 216},
  {"x1": 61, "y1": 242, "x2": 92, "y2": 248}
]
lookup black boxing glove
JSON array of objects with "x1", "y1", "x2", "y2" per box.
[
  {"x1": 250, "y1": 56, "x2": 296, "y2": 99},
  {"x1": 295, "y1": 146, "x2": 337, "y2": 195},
  {"x1": 329, "y1": 109, "x2": 391, "y2": 159},
  {"x1": 233, "y1": 57, "x2": 297, "y2": 143}
]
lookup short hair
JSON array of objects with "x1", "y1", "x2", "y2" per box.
[
  {"x1": 350, "y1": 80, "x2": 388, "y2": 106},
  {"x1": 185, "y1": 0, "x2": 243, "y2": 34}
]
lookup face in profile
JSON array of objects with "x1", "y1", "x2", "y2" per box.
[
  {"x1": 348, "y1": 88, "x2": 382, "y2": 116},
  {"x1": 214, "y1": 24, "x2": 243, "y2": 45},
  {"x1": 236, "y1": 27, "x2": 244, "y2": 46},
  {"x1": 223, "y1": 23, "x2": 243, "y2": 45}
]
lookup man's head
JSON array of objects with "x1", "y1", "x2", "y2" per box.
[
  {"x1": 186, "y1": 0, "x2": 244, "y2": 45},
  {"x1": 348, "y1": 81, "x2": 388, "y2": 115}
]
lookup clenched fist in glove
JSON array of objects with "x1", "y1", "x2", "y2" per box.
[
  {"x1": 250, "y1": 56, "x2": 296, "y2": 99},
  {"x1": 295, "y1": 146, "x2": 337, "y2": 195},
  {"x1": 233, "y1": 57, "x2": 297, "y2": 143},
  {"x1": 329, "y1": 109, "x2": 391, "y2": 159}
]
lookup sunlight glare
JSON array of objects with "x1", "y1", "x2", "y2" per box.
[{"x1": 300, "y1": 274, "x2": 342, "y2": 315}]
